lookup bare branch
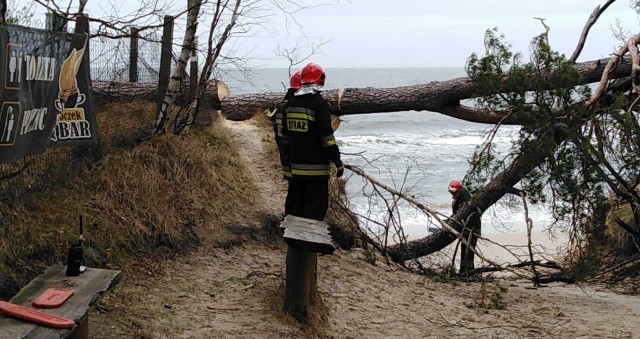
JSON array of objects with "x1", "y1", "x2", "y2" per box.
[
  {"x1": 588, "y1": 34, "x2": 640, "y2": 107},
  {"x1": 31, "y1": 0, "x2": 186, "y2": 39},
  {"x1": 570, "y1": 0, "x2": 617, "y2": 63},
  {"x1": 276, "y1": 37, "x2": 330, "y2": 77},
  {"x1": 521, "y1": 192, "x2": 540, "y2": 283},
  {"x1": 78, "y1": 0, "x2": 88, "y2": 14},
  {"x1": 533, "y1": 17, "x2": 550, "y2": 46},
  {"x1": 0, "y1": 161, "x2": 31, "y2": 181},
  {"x1": 344, "y1": 163, "x2": 533, "y2": 280}
]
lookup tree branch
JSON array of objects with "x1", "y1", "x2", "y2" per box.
[
  {"x1": 345, "y1": 163, "x2": 533, "y2": 280},
  {"x1": 0, "y1": 161, "x2": 31, "y2": 181},
  {"x1": 221, "y1": 56, "x2": 633, "y2": 122},
  {"x1": 436, "y1": 104, "x2": 521, "y2": 125},
  {"x1": 521, "y1": 192, "x2": 540, "y2": 284},
  {"x1": 587, "y1": 35, "x2": 640, "y2": 107},
  {"x1": 31, "y1": 0, "x2": 190, "y2": 39},
  {"x1": 570, "y1": 0, "x2": 617, "y2": 63},
  {"x1": 0, "y1": 0, "x2": 7, "y2": 24}
]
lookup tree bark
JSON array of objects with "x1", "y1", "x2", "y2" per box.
[
  {"x1": 220, "y1": 57, "x2": 631, "y2": 124},
  {"x1": 0, "y1": 0, "x2": 6, "y2": 24},
  {"x1": 78, "y1": 0, "x2": 88, "y2": 14},
  {"x1": 91, "y1": 80, "x2": 218, "y2": 106},
  {"x1": 384, "y1": 72, "x2": 635, "y2": 262},
  {"x1": 386, "y1": 129, "x2": 563, "y2": 262},
  {"x1": 178, "y1": 0, "x2": 242, "y2": 134},
  {"x1": 153, "y1": 0, "x2": 201, "y2": 135},
  {"x1": 91, "y1": 56, "x2": 631, "y2": 126}
]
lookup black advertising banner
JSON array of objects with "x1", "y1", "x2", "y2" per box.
[{"x1": 0, "y1": 24, "x2": 98, "y2": 164}]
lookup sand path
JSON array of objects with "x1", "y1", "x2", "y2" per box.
[
  {"x1": 222, "y1": 117, "x2": 287, "y2": 215},
  {"x1": 90, "y1": 120, "x2": 640, "y2": 339}
]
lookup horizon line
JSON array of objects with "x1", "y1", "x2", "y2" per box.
[{"x1": 233, "y1": 66, "x2": 466, "y2": 70}]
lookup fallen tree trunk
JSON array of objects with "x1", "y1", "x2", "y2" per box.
[
  {"x1": 90, "y1": 56, "x2": 630, "y2": 124},
  {"x1": 384, "y1": 73, "x2": 633, "y2": 262},
  {"x1": 91, "y1": 80, "x2": 221, "y2": 107},
  {"x1": 386, "y1": 128, "x2": 563, "y2": 262},
  {"x1": 220, "y1": 57, "x2": 631, "y2": 124}
]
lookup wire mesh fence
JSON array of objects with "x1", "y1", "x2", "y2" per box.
[
  {"x1": 91, "y1": 30, "x2": 163, "y2": 83},
  {"x1": 0, "y1": 24, "x2": 168, "y2": 196}
]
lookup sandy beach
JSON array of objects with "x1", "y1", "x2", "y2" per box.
[
  {"x1": 404, "y1": 228, "x2": 570, "y2": 270},
  {"x1": 87, "y1": 119, "x2": 639, "y2": 339}
]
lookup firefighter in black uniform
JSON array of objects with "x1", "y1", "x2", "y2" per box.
[
  {"x1": 282, "y1": 62, "x2": 343, "y2": 221},
  {"x1": 449, "y1": 179, "x2": 481, "y2": 276},
  {"x1": 272, "y1": 71, "x2": 302, "y2": 215}
]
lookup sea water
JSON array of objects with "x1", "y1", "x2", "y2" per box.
[{"x1": 222, "y1": 68, "x2": 554, "y2": 238}]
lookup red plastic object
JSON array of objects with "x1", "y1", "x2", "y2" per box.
[
  {"x1": 32, "y1": 288, "x2": 74, "y2": 309},
  {"x1": 0, "y1": 301, "x2": 75, "y2": 329}
]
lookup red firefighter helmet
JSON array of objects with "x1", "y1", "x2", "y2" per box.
[
  {"x1": 448, "y1": 180, "x2": 463, "y2": 194},
  {"x1": 289, "y1": 71, "x2": 302, "y2": 90},
  {"x1": 300, "y1": 63, "x2": 325, "y2": 86}
]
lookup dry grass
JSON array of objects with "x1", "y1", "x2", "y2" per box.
[
  {"x1": 577, "y1": 196, "x2": 640, "y2": 294},
  {"x1": 0, "y1": 123, "x2": 257, "y2": 299},
  {"x1": 605, "y1": 203, "x2": 637, "y2": 255}
]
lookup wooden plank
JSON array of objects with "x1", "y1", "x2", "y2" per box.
[
  {"x1": 283, "y1": 228, "x2": 332, "y2": 245},
  {"x1": 284, "y1": 224, "x2": 331, "y2": 236},
  {"x1": 0, "y1": 266, "x2": 121, "y2": 339},
  {"x1": 286, "y1": 220, "x2": 329, "y2": 231},
  {"x1": 283, "y1": 215, "x2": 326, "y2": 226},
  {"x1": 284, "y1": 232, "x2": 334, "y2": 255}
]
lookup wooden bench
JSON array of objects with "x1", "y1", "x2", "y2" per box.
[
  {"x1": 0, "y1": 265, "x2": 121, "y2": 339},
  {"x1": 281, "y1": 215, "x2": 334, "y2": 322}
]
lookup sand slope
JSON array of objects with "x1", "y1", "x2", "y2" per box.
[{"x1": 90, "y1": 119, "x2": 640, "y2": 338}]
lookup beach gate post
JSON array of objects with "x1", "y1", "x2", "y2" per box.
[{"x1": 281, "y1": 215, "x2": 334, "y2": 321}]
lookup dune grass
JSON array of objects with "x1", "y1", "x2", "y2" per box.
[{"x1": 0, "y1": 122, "x2": 257, "y2": 299}]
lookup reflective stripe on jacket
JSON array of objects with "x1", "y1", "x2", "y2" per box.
[
  {"x1": 272, "y1": 89, "x2": 297, "y2": 179},
  {"x1": 282, "y1": 92, "x2": 341, "y2": 180}
]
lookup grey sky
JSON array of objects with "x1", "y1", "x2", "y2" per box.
[
  {"x1": 260, "y1": 0, "x2": 638, "y2": 67},
  {"x1": 10, "y1": 0, "x2": 639, "y2": 68}
]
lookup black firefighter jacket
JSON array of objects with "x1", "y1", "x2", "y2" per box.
[
  {"x1": 272, "y1": 89, "x2": 297, "y2": 179},
  {"x1": 282, "y1": 91, "x2": 342, "y2": 180},
  {"x1": 452, "y1": 188, "x2": 481, "y2": 231}
]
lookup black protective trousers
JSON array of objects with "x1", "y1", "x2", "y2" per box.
[
  {"x1": 459, "y1": 226, "x2": 481, "y2": 275},
  {"x1": 286, "y1": 179, "x2": 329, "y2": 221},
  {"x1": 284, "y1": 180, "x2": 295, "y2": 216}
]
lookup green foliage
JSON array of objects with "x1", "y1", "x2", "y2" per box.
[
  {"x1": 465, "y1": 29, "x2": 587, "y2": 203},
  {"x1": 463, "y1": 27, "x2": 640, "y2": 249}
]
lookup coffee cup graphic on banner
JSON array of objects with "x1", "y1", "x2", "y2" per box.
[
  {"x1": 51, "y1": 41, "x2": 92, "y2": 143},
  {"x1": 54, "y1": 47, "x2": 86, "y2": 111}
]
